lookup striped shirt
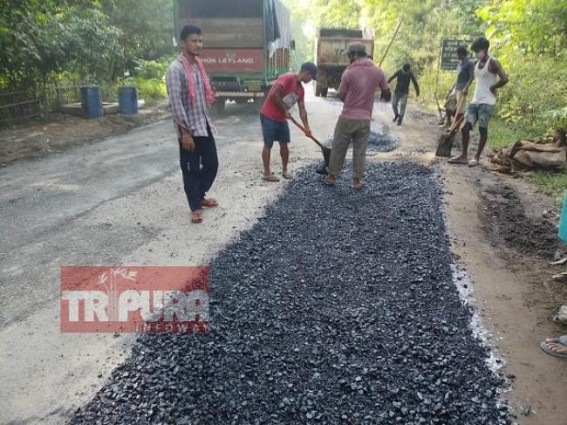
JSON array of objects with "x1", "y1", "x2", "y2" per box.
[{"x1": 166, "y1": 56, "x2": 216, "y2": 138}]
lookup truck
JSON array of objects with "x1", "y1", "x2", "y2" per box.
[
  {"x1": 314, "y1": 28, "x2": 374, "y2": 97},
  {"x1": 174, "y1": 0, "x2": 293, "y2": 113}
]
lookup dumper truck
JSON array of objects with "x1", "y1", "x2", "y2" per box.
[
  {"x1": 174, "y1": 0, "x2": 293, "y2": 113},
  {"x1": 314, "y1": 28, "x2": 374, "y2": 97}
]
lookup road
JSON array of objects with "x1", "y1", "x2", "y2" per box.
[
  {"x1": 0, "y1": 94, "x2": 341, "y2": 423},
  {"x1": 0, "y1": 89, "x2": 565, "y2": 424}
]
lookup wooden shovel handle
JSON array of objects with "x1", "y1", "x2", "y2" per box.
[
  {"x1": 288, "y1": 116, "x2": 326, "y2": 150},
  {"x1": 448, "y1": 114, "x2": 466, "y2": 134}
]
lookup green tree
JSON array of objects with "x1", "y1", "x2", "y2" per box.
[
  {"x1": 312, "y1": 0, "x2": 363, "y2": 28},
  {"x1": 0, "y1": 0, "x2": 174, "y2": 90},
  {"x1": 478, "y1": 0, "x2": 567, "y2": 57},
  {"x1": 98, "y1": 0, "x2": 174, "y2": 80},
  {"x1": 0, "y1": 0, "x2": 122, "y2": 89},
  {"x1": 282, "y1": 0, "x2": 316, "y2": 67},
  {"x1": 477, "y1": 0, "x2": 567, "y2": 129}
]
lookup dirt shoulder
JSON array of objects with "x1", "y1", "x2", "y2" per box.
[
  {"x1": 0, "y1": 102, "x2": 171, "y2": 166},
  {"x1": 384, "y1": 106, "x2": 567, "y2": 424}
]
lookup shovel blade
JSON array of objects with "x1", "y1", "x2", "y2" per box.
[
  {"x1": 322, "y1": 146, "x2": 332, "y2": 167},
  {"x1": 435, "y1": 132, "x2": 456, "y2": 157}
]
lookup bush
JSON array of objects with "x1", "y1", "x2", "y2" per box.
[
  {"x1": 110, "y1": 58, "x2": 171, "y2": 105},
  {"x1": 133, "y1": 77, "x2": 167, "y2": 104},
  {"x1": 497, "y1": 53, "x2": 567, "y2": 134},
  {"x1": 133, "y1": 59, "x2": 171, "y2": 80},
  {"x1": 132, "y1": 59, "x2": 170, "y2": 104}
]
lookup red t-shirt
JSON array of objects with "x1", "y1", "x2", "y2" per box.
[{"x1": 260, "y1": 72, "x2": 304, "y2": 122}]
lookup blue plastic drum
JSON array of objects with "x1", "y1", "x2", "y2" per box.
[
  {"x1": 80, "y1": 86, "x2": 103, "y2": 118},
  {"x1": 118, "y1": 86, "x2": 138, "y2": 115}
]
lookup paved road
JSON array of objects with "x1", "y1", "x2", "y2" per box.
[
  {"x1": 0, "y1": 105, "x2": 264, "y2": 326},
  {"x1": 0, "y1": 97, "x2": 326, "y2": 424}
]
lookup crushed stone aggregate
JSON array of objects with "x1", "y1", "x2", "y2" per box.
[{"x1": 71, "y1": 161, "x2": 509, "y2": 425}]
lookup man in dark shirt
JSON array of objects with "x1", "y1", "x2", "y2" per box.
[
  {"x1": 388, "y1": 63, "x2": 420, "y2": 125},
  {"x1": 447, "y1": 46, "x2": 475, "y2": 131}
]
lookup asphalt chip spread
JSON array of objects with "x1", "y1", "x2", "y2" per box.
[
  {"x1": 367, "y1": 131, "x2": 398, "y2": 152},
  {"x1": 71, "y1": 162, "x2": 510, "y2": 425}
]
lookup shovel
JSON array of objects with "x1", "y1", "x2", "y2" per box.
[
  {"x1": 289, "y1": 116, "x2": 332, "y2": 167},
  {"x1": 435, "y1": 93, "x2": 445, "y2": 123},
  {"x1": 435, "y1": 114, "x2": 465, "y2": 158}
]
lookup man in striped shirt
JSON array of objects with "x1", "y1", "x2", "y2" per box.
[{"x1": 166, "y1": 24, "x2": 218, "y2": 224}]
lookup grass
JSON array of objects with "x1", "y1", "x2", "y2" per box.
[
  {"x1": 488, "y1": 119, "x2": 567, "y2": 203},
  {"x1": 487, "y1": 119, "x2": 539, "y2": 149},
  {"x1": 528, "y1": 172, "x2": 567, "y2": 205}
]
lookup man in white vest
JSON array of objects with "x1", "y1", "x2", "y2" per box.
[{"x1": 449, "y1": 36, "x2": 509, "y2": 167}]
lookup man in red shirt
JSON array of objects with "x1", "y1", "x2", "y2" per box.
[
  {"x1": 325, "y1": 44, "x2": 390, "y2": 189},
  {"x1": 260, "y1": 62, "x2": 317, "y2": 181}
]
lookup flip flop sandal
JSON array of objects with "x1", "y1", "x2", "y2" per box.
[
  {"x1": 201, "y1": 198, "x2": 219, "y2": 207},
  {"x1": 352, "y1": 179, "x2": 363, "y2": 190},
  {"x1": 190, "y1": 211, "x2": 203, "y2": 224},
  {"x1": 553, "y1": 305, "x2": 567, "y2": 325},
  {"x1": 448, "y1": 157, "x2": 468, "y2": 164},
  {"x1": 324, "y1": 175, "x2": 336, "y2": 186},
  {"x1": 552, "y1": 271, "x2": 567, "y2": 281},
  {"x1": 262, "y1": 174, "x2": 279, "y2": 182},
  {"x1": 549, "y1": 257, "x2": 567, "y2": 266},
  {"x1": 468, "y1": 159, "x2": 479, "y2": 167},
  {"x1": 540, "y1": 336, "x2": 567, "y2": 358},
  {"x1": 282, "y1": 171, "x2": 292, "y2": 179}
]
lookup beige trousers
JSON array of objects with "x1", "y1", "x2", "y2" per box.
[
  {"x1": 328, "y1": 118, "x2": 371, "y2": 179},
  {"x1": 455, "y1": 89, "x2": 468, "y2": 114}
]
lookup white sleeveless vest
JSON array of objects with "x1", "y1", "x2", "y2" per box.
[{"x1": 472, "y1": 57, "x2": 498, "y2": 105}]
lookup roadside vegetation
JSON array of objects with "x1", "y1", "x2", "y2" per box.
[
  {"x1": 286, "y1": 0, "x2": 567, "y2": 200},
  {"x1": 1, "y1": 0, "x2": 565, "y2": 198},
  {"x1": 0, "y1": 0, "x2": 174, "y2": 104}
]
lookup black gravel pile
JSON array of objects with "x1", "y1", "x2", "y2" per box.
[
  {"x1": 71, "y1": 162, "x2": 509, "y2": 425},
  {"x1": 315, "y1": 131, "x2": 398, "y2": 174},
  {"x1": 367, "y1": 131, "x2": 398, "y2": 152}
]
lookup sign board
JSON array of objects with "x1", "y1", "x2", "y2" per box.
[
  {"x1": 200, "y1": 49, "x2": 264, "y2": 73},
  {"x1": 440, "y1": 38, "x2": 473, "y2": 70}
]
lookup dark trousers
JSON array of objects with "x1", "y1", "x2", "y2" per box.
[{"x1": 178, "y1": 128, "x2": 218, "y2": 212}]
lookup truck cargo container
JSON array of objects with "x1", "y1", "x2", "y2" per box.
[
  {"x1": 174, "y1": 0, "x2": 293, "y2": 112},
  {"x1": 315, "y1": 28, "x2": 374, "y2": 97}
]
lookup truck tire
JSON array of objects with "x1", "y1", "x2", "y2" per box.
[{"x1": 321, "y1": 87, "x2": 328, "y2": 98}]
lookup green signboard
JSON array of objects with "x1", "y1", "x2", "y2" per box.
[{"x1": 440, "y1": 38, "x2": 473, "y2": 70}]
